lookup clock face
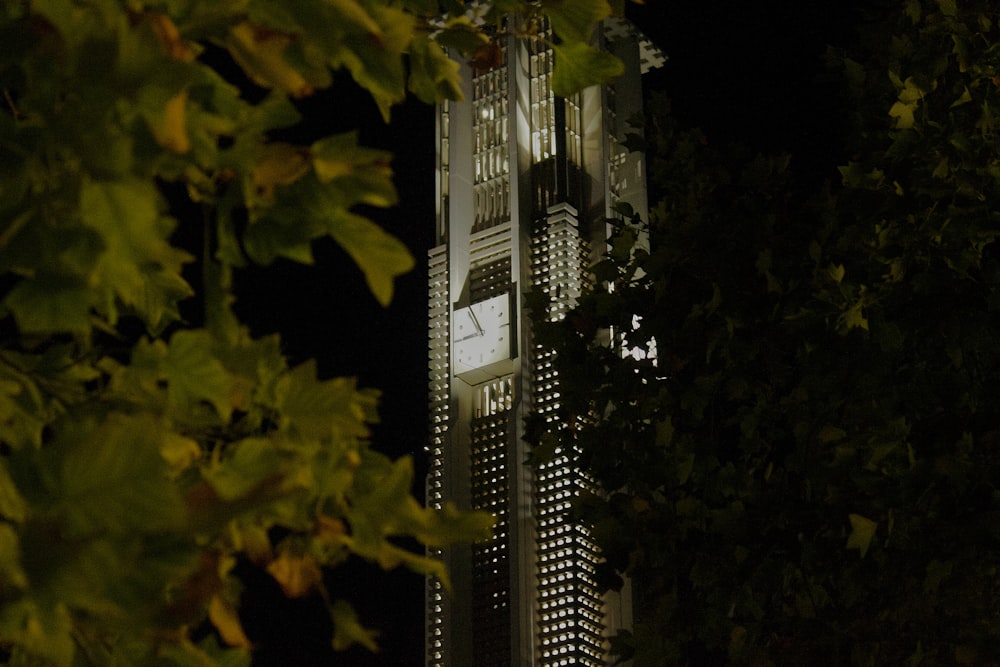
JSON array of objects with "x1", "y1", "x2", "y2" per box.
[{"x1": 453, "y1": 293, "x2": 512, "y2": 375}]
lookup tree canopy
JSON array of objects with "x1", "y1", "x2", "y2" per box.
[
  {"x1": 0, "y1": 1, "x2": 622, "y2": 665},
  {"x1": 530, "y1": 1, "x2": 1000, "y2": 664}
]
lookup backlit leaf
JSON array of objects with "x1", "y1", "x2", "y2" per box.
[
  {"x1": 148, "y1": 89, "x2": 192, "y2": 154},
  {"x1": 330, "y1": 599, "x2": 379, "y2": 652},
  {"x1": 5, "y1": 275, "x2": 92, "y2": 335},
  {"x1": 164, "y1": 330, "x2": 234, "y2": 420},
  {"x1": 266, "y1": 551, "x2": 322, "y2": 598},
  {"x1": 35, "y1": 413, "x2": 187, "y2": 537},
  {"x1": 326, "y1": 212, "x2": 414, "y2": 307},
  {"x1": 408, "y1": 34, "x2": 464, "y2": 104},
  {"x1": 0, "y1": 525, "x2": 27, "y2": 591},
  {"x1": 226, "y1": 23, "x2": 313, "y2": 98},
  {"x1": 543, "y1": 0, "x2": 612, "y2": 43},
  {"x1": 551, "y1": 41, "x2": 624, "y2": 97},
  {"x1": 79, "y1": 177, "x2": 194, "y2": 331},
  {"x1": 252, "y1": 142, "x2": 311, "y2": 203},
  {"x1": 846, "y1": 513, "x2": 878, "y2": 558},
  {"x1": 0, "y1": 461, "x2": 27, "y2": 523},
  {"x1": 209, "y1": 595, "x2": 252, "y2": 649},
  {"x1": 311, "y1": 133, "x2": 393, "y2": 187}
]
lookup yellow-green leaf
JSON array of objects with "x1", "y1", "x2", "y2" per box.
[
  {"x1": 330, "y1": 599, "x2": 379, "y2": 652},
  {"x1": 0, "y1": 525, "x2": 28, "y2": 591},
  {"x1": 551, "y1": 41, "x2": 624, "y2": 98},
  {"x1": 408, "y1": 34, "x2": 464, "y2": 104},
  {"x1": 266, "y1": 551, "x2": 323, "y2": 598},
  {"x1": 846, "y1": 513, "x2": 878, "y2": 558},
  {"x1": 327, "y1": 213, "x2": 414, "y2": 306},
  {"x1": 164, "y1": 330, "x2": 234, "y2": 420},
  {"x1": 937, "y1": 0, "x2": 957, "y2": 17},
  {"x1": 311, "y1": 133, "x2": 393, "y2": 186},
  {"x1": 818, "y1": 425, "x2": 847, "y2": 443},
  {"x1": 252, "y1": 142, "x2": 312, "y2": 202},
  {"x1": 543, "y1": 0, "x2": 612, "y2": 43},
  {"x1": 208, "y1": 595, "x2": 252, "y2": 649},
  {"x1": 148, "y1": 89, "x2": 192, "y2": 154},
  {"x1": 840, "y1": 301, "x2": 869, "y2": 332},
  {"x1": 226, "y1": 23, "x2": 313, "y2": 98}
]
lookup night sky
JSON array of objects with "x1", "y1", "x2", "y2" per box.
[{"x1": 231, "y1": 2, "x2": 864, "y2": 664}]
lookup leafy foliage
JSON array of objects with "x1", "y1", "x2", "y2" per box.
[
  {"x1": 530, "y1": 1, "x2": 1000, "y2": 664},
  {"x1": 0, "y1": 0, "x2": 618, "y2": 664}
]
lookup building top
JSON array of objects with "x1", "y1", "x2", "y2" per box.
[{"x1": 603, "y1": 17, "x2": 667, "y2": 74}]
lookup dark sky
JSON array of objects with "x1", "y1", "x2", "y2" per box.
[{"x1": 231, "y1": 2, "x2": 864, "y2": 664}]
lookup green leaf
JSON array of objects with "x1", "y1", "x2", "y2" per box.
[
  {"x1": 277, "y1": 360, "x2": 377, "y2": 440},
  {"x1": 0, "y1": 598, "x2": 75, "y2": 667},
  {"x1": 225, "y1": 22, "x2": 314, "y2": 98},
  {"x1": 16, "y1": 413, "x2": 188, "y2": 538},
  {"x1": 407, "y1": 34, "x2": 464, "y2": 104},
  {"x1": 330, "y1": 598, "x2": 379, "y2": 652},
  {"x1": 817, "y1": 425, "x2": 847, "y2": 443},
  {"x1": 551, "y1": 41, "x2": 624, "y2": 98},
  {"x1": 325, "y1": 212, "x2": 415, "y2": 307},
  {"x1": 0, "y1": 525, "x2": 28, "y2": 591},
  {"x1": 4, "y1": 274, "x2": 93, "y2": 335},
  {"x1": 0, "y1": 363, "x2": 49, "y2": 449},
  {"x1": 434, "y1": 19, "x2": 490, "y2": 55},
  {"x1": 79, "y1": 177, "x2": 194, "y2": 331},
  {"x1": 950, "y1": 86, "x2": 972, "y2": 108},
  {"x1": 0, "y1": 461, "x2": 27, "y2": 523},
  {"x1": 311, "y1": 133, "x2": 394, "y2": 194},
  {"x1": 202, "y1": 437, "x2": 286, "y2": 502},
  {"x1": 164, "y1": 330, "x2": 235, "y2": 420},
  {"x1": 334, "y1": 4, "x2": 415, "y2": 122},
  {"x1": 846, "y1": 513, "x2": 877, "y2": 558},
  {"x1": 543, "y1": 0, "x2": 612, "y2": 43},
  {"x1": 936, "y1": 0, "x2": 957, "y2": 17},
  {"x1": 840, "y1": 301, "x2": 869, "y2": 332}
]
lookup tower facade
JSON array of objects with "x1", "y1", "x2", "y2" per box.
[{"x1": 426, "y1": 17, "x2": 664, "y2": 667}]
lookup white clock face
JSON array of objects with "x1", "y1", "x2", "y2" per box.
[{"x1": 453, "y1": 293, "x2": 512, "y2": 374}]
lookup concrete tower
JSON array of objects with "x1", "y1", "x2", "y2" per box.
[{"x1": 426, "y1": 17, "x2": 664, "y2": 666}]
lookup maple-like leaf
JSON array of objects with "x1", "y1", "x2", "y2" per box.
[
  {"x1": 544, "y1": 0, "x2": 612, "y2": 43},
  {"x1": 226, "y1": 23, "x2": 313, "y2": 98},
  {"x1": 164, "y1": 330, "x2": 235, "y2": 421},
  {"x1": 408, "y1": 34, "x2": 464, "y2": 104},
  {"x1": 551, "y1": 41, "x2": 624, "y2": 98}
]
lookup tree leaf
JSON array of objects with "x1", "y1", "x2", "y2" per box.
[
  {"x1": 0, "y1": 525, "x2": 28, "y2": 591},
  {"x1": 551, "y1": 41, "x2": 624, "y2": 98},
  {"x1": 226, "y1": 22, "x2": 313, "y2": 98},
  {"x1": 330, "y1": 599, "x2": 379, "y2": 652},
  {"x1": 277, "y1": 360, "x2": 376, "y2": 441},
  {"x1": 846, "y1": 513, "x2": 878, "y2": 558},
  {"x1": 147, "y1": 88, "x2": 192, "y2": 154},
  {"x1": 325, "y1": 212, "x2": 414, "y2": 306},
  {"x1": 164, "y1": 330, "x2": 235, "y2": 420},
  {"x1": 0, "y1": 461, "x2": 27, "y2": 523},
  {"x1": 0, "y1": 598, "x2": 75, "y2": 667},
  {"x1": 408, "y1": 34, "x2": 464, "y2": 104},
  {"x1": 543, "y1": 0, "x2": 612, "y2": 43},
  {"x1": 79, "y1": 177, "x2": 194, "y2": 331},
  {"x1": 252, "y1": 142, "x2": 312, "y2": 203},
  {"x1": 266, "y1": 551, "x2": 322, "y2": 598},
  {"x1": 4, "y1": 274, "x2": 93, "y2": 335}
]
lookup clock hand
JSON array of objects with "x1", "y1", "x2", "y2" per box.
[{"x1": 468, "y1": 307, "x2": 485, "y2": 336}]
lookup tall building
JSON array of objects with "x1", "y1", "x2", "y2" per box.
[{"x1": 426, "y1": 16, "x2": 664, "y2": 667}]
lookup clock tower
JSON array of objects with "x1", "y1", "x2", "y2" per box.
[{"x1": 426, "y1": 16, "x2": 664, "y2": 667}]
